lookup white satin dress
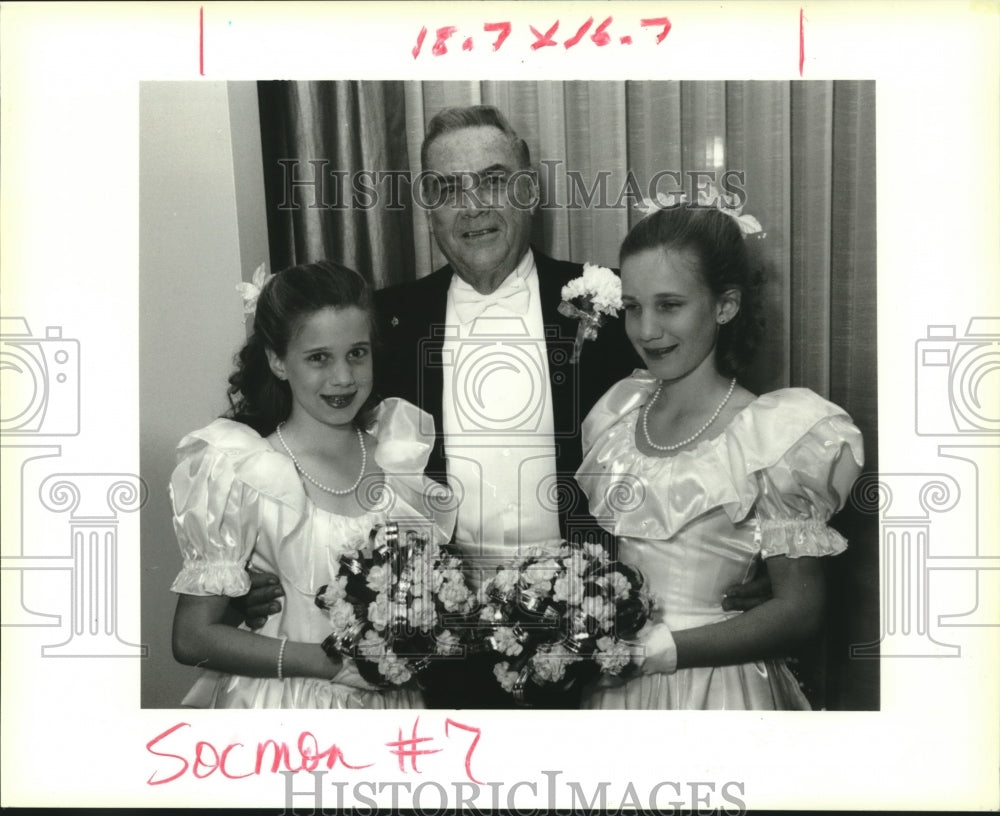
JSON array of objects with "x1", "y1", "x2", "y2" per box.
[
  {"x1": 575, "y1": 373, "x2": 864, "y2": 710},
  {"x1": 169, "y1": 398, "x2": 455, "y2": 709}
]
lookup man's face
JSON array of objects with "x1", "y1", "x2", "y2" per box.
[{"x1": 423, "y1": 125, "x2": 537, "y2": 293}]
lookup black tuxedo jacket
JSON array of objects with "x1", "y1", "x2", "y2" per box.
[{"x1": 374, "y1": 249, "x2": 642, "y2": 539}]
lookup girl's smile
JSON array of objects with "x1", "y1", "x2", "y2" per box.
[
  {"x1": 267, "y1": 305, "x2": 373, "y2": 431},
  {"x1": 621, "y1": 247, "x2": 723, "y2": 384}
]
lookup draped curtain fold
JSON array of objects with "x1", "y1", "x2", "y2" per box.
[{"x1": 257, "y1": 79, "x2": 878, "y2": 710}]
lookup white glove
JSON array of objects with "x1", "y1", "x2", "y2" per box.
[{"x1": 632, "y1": 621, "x2": 678, "y2": 675}]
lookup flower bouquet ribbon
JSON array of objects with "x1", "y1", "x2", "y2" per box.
[
  {"x1": 315, "y1": 521, "x2": 477, "y2": 688},
  {"x1": 479, "y1": 541, "x2": 651, "y2": 706},
  {"x1": 557, "y1": 263, "x2": 623, "y2": 363}
]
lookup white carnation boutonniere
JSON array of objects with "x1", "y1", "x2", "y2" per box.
[
  {"x1": 236, "y1": 262, "x2": 270, "y2": 317},
  {"x1": 558, "y1": 262, "x2": 623, "y2": 363}
]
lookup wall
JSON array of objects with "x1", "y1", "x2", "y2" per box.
[{"x1": 139, "y1": 81, "x2": 268, "y2": 707}]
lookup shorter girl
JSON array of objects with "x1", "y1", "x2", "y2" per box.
[
  {"x1": 577, "y1": 204, "x2": 864, "y2": 710},
  {"x1": 170, "y1": 260, "x2": 454, "y2": 709}
]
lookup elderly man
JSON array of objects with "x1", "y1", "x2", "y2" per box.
[
  {"x1": 243, "y1": 105, "x2": 765, "y2": 707},
  {"x1": 374, "y1": 106, "x2": 639, "y2": 576},
  {"x1": 369, "y1": 106, "x2": 641, "y2": 707}
]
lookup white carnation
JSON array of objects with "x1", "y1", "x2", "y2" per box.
[
  {"x1": 594, "y1": 635, "x2": 632, "y2": 675},
  {"x1": 561, "y1": 264, "x2": 622, "y2": 315},
  {"x1": 581, "y1": 595, "x2": 614, "y2": 632},
  {"x1": 365, "y1": 564, "x2": 390, "y2": 594},
  {"x1": 407, "y1": 596, "x2": 438, "y2": 631},
  {"x1": 552, "y1": 572, "x2": 585, "y2": 605},
  {"x1": 434, "y1": 629, "x2": 463, "y2": 656},
  {"x1": 490, "y1": 626, "x2": 524, "y2": 657},
  {"x1": 531, "y1": 643, "x2": 581, "y2": 683},
  {"x1": 378, "y1": 651, "x2": 412, "y2": 685},
  {"x1": 328, "y1": 599, "x2": 358, "y2": 638},
  {"x1": 493, "y1": 661, "x2": 519, "y2": 693},
  {"x1": 319, "y1": 575, "x2": 348, "y2": 606},
  {"x1": 597, "y1": 571, "x2": 631, "y2": 597},
  {"x1": 368, "y1": 595, "x2": 389, "y2": 631}
]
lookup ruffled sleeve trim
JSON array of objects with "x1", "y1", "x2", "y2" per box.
[
  {"x1": 577, "y1": 379, "x2": 864, "y2": 542},
  {"x1": 169, "y1": 419, "x2": 303, "y2": 597},
  {"x1": 171, "y1": 563, "x2": 252, "y2": 596},
  {"x1": 759, "y1": 519, "x2": 848, "y2": 559}
]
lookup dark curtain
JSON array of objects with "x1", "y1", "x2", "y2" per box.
[{"x1": 258, "y1": 80, "x2": 415, "y2": 288}]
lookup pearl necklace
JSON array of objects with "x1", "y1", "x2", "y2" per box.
[
  {"x1": 275, "y1": 422, "x2": 367, "y2": 496},
  {"x1": 641, "y1": 378, "x2": 737, "y2": 452}
]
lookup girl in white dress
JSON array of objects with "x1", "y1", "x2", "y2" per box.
[
  {"x1": 577, "y1": 203, "x2": 864, "y2": 709},
  {"x1": 170, "y1": 260, "x2": 454, "y2": 708}
]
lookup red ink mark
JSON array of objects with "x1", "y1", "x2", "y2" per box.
[
  {"x1": 445, "y1": 719, "x2": 483, "y2": 785},
  {"x1": 432, "y1": 26, "x2": 458, "y2": 56},
  {"x1": 564, "y1": 17, "x2": 593, "y2": 48},
  {"x1": 147, "y1": 722, "x2": 191, "y2": 785},
  {"x1": 412, "y1": 26, "x2": 428, "y2": 59},
  {"x1": 591, "y1": 16, "x2": 613, "y2": 46},
  {"x1": 145, "y1": 722, "x2": 372, "y2": 784},
  {"x1": 620, "y1": 35, "x2": 633, "y2": 45},
  {"x1": 799, "y1": 8, "x2": 805, "y2": 76},
  {"x1": 641, "y1": 17, "x2": 672, "y2": 44},
  {"x1": 292, "y1": 732, "x2": 373, "y2": 772},
  {"x1": 462, "y1": 37, "x2": 473, "y2": 51},
  {"x1": 254, "y1": 734, "x2": 371, "y2": 773},
  {"x1": 484, "y1": 21, "x2": 512, "y2": 51},
  {"x1": 194, "y1": 741, "x2": 224, "y2": 779},
  {"x1": 199, "y1": 7, "x2": 204, "y2": 76},
  {"x1": 530, "y1": 21, "x2": 559, "y2": 50},
  {"x1": 219, "y1": 744, "x2": 253, "y2": 780},
  {"x1": 385, "y1": 717, "x2": 441, "y2": 773}
]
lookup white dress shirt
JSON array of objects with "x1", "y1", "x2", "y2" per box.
[{"x1": 441, "y1": 250, "x2": 562, "y2": 587}]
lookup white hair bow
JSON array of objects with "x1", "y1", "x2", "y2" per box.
[
  {"x1": 236, "y1": 263, "x2": 270, "y2": 316},
  {"x1": 635, "y1": 182, "x2": 766, "y2": 238}
]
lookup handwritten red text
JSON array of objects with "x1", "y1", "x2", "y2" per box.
[{"x1": 411, "y1": 17, "x2": 672, "y2": 58}]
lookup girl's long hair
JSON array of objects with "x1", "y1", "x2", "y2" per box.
[{"x1": 225, "y1": 260, "x2": 378, "y2": 435}]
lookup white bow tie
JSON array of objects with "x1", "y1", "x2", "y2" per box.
[{"x1": 452, "y1": 274, "x2": 530, "y2": 323}]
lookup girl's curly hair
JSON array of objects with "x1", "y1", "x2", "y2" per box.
[{"x1": 225, "y1": 260, "x2": 378, "y2": 435}]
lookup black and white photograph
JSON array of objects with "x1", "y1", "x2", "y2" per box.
[
  {"x1": 1, "y1": 3, "x2": 997, "y2": 812},
  {"x1": 140, "y1": 79, "x2": 879, "y2": 716}
]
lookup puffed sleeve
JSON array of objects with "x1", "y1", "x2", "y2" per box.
[
  {"x1": 370, "y1": 398, "x2": 457, "y2": 544},
  {"x1": 580, "y1": 370, "x2": 659, "y2": 459},
  {"x1": 753, "y1": 406, "x2": 864, "y2": 559},
  {"x1": 169, "y1": 420, "x2": 270, "y2": 596}
]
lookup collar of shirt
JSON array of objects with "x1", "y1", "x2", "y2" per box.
[{"x1": 448, "y1": 250, "x2": 535, "y2": 324}]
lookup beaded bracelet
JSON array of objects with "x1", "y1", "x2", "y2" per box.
[{"x1": 276, "y1": 636, "x2": 289, "y2": 681}]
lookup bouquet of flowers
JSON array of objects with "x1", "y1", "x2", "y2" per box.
[
  {"x1": 315, "y1": 522, "x2": 477, "y2": 687},
  {"x1": 480, "y1": 541, "x2": 651, "y2": 705},
  {"x1": 557, "y1": 263, "x2": 623, "y2": 363}
]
